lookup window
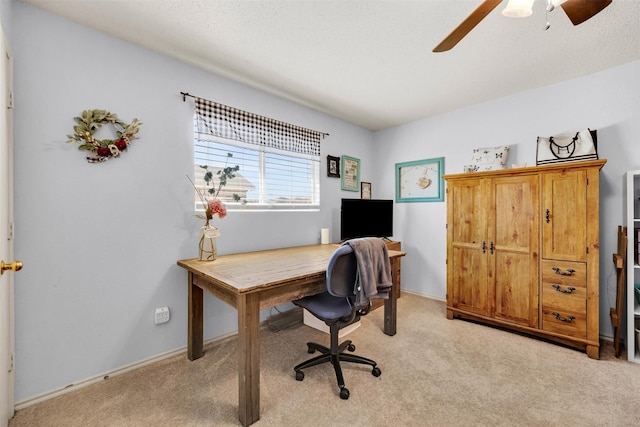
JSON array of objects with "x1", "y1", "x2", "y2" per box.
[{"x1": 192, "y1": 97, "x2": 324, "y2": 210}]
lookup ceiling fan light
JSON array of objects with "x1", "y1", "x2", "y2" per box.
[{"x1": 502, "y1": 0, "x2": 535, "y2": 18}]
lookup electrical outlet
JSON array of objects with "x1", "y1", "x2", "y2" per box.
[{"x1": 154, "y1": 307, "x2": 170, "y2": 325}]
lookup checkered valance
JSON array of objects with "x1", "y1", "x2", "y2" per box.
[{"x1": 195, "y1": 97, "x2": 323, "y2": 159}]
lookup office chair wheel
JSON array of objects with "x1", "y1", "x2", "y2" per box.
[
  {"x1": 339, "y1": 387, "x2": 350, "y2": 400},
  {"x1": 295, "y1": 370, "x2": 304, "y2": 381},
  {"x1": 372, "y1": 367, "x2": 381, "y2": 377},
  {"x1": 347, "y1": 343, "x2": 355, "y2": 352}
]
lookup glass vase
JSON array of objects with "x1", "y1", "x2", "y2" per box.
[{"x1": 199, "y1": 224, "x2": 220, "y2": 261}]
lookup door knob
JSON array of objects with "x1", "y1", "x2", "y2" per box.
[{"x1": 1, "y1": 260, "x2": 23, "y2": 275}]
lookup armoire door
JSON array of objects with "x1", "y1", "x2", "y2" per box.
[
  {"x1": 541, "y1": 170, "x2": 587, "y2": 262},
  {"x1": 488, "y1": 175, "x2": 539, "y2": 327},
  {"x1": 447, "y1": 179, "x2": 489, "y2": 316}
]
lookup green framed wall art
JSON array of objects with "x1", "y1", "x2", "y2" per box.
[
  {"x1": 341, "y1": 155, "x2": 360, "y2": 191},
  {"x1": 395, "y1": 157, "x2": 445, "y2": 202}
]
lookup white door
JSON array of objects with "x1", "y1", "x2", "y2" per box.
[{"x1": 0, "y1": 26, "x2": 16, "y2": 426}]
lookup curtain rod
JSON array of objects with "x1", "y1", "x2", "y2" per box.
[
  {"x1": 180, "y1": 91, "x2": 329, "y2": 137},
  {"x1": 180, "y1": 91, "x2": 196, "y2": 102}
]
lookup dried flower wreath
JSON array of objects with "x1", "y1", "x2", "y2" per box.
[{"x1": 67, "y1": 109, "x2": 142, "y2": 163}]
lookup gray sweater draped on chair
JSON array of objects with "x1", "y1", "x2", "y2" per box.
[{"x1": 342, "y1": 237, "x2": 392, "y2": 309}]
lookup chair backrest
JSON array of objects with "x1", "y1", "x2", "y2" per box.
[{"x1": 326, "y1": 245, "x2": 358, "y2": 298}]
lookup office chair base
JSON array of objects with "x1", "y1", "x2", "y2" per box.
[{"x1": 294, "y1": 339, "x2": 380, "y2": 400}]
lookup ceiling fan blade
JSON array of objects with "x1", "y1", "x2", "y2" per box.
[
  {"x1": 561, "y1": 0, "x2": 613, "y2": 25},
  {"x1": 433, "y1": 0, "x2": 503, "y2": 53}
]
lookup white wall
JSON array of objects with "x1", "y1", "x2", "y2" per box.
[
  {"x1": 12, "y1": 2, "x2": 373, "y2": 402},
  {"x1": 374, "y1": 60, "x2": 640, "y2": 340}
]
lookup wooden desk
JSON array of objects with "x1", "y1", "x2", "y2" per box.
[{"x1": 177, "y1": 243, "x2": 405, "y2": 426}]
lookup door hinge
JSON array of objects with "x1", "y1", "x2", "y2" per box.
[
  {"x1": 8, "y1": 90, "x2": 14, "y2": 109},
  {"x1": 8, "y1": 352, "x2": 14, "y2": 372},
  {"x1": 7, "y1": 221, "x2": 13, "y2": 240}
]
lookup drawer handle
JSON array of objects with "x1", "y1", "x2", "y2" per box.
[
  {"x1": 552, "y1": 284, "x2": 576, "y2": 294},
  {"x1": 552, "y1": 312, "x2": 575, "y2": 323},
  {"x1": 552, "y1": 267, "x2": 575, "y2": 276}
]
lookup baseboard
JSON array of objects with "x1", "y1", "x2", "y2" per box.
[
  {"x1": 14, "y1": 330, "x2": 238, "y2": 411},
  {"x1": 401, "y1": 288, "x2": 445, "y2": 302}
]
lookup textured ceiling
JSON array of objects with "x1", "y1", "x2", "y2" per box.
[{"x1": 18, "y1": 0, "x2": 640, "y2": 130}]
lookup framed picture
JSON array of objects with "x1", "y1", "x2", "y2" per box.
[
  {"x1": 341, "y1": 155, "x2": 360, "y2": 192},
  {"x1": 327, "y1": 155, "x2": 340, "y2": 178},
  {"x1": 361, "y1": 181, "x2": 371, "y2": 199},
  {"x1": 395, "y1": 157, "x2": 445, "y2": 202}
]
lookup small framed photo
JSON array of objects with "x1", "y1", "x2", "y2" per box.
[
  {"x1": 327, "y1": 155, "x2": 340, "y2": 178},
  {"x1": 341, "y1": 155, "x2": 360, "y2": 192},
  {"x1": 395, "y1": 157, "x2": 445, "y2": 203},
  {"x1": 361, "y1": 182, "x2": 371, "y2": 199}
]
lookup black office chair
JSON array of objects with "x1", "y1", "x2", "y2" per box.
[{"x1": 293, "y1": 244, "x2": 382, "y2": 400}]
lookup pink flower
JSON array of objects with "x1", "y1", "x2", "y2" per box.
[{"x1": 207, "y1": 198, "x2": 227, "y2": 219}]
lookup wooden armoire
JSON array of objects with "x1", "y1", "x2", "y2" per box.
[{"x1": 443, "y1": 159, "x2": 606, "y2": 359}]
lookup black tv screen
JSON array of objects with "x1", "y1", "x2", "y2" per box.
[{"x1": 340, "y1": 199, "x2": 393, "y2": 240}]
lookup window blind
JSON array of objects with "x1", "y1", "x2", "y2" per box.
[{"x1": 192, "y1": 97, "x2": 324, "y2": 209}]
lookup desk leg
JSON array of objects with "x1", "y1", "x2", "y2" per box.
[
  {"x1": 384, "y1": 286, "x2": 397, "y2": 336},
  {"x1": 237, "y1": 292, "x2": 260, "y2": 426},
  {"x1": 188, "y1": 272, "x2": 204, "y2": 361},
  {"x1": 384, "y1": 258, "x2": 399, "y2": 336}
]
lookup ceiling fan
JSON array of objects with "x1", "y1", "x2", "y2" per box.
[{"x1": 433, "y1": 0, "x2": 613, "y2": 53}]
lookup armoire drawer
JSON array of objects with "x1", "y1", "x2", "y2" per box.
[
  {"x1": 541, "y1": 259, "x2": 587, "y2": 285},
  {"x1": 541, "y1": 306, "x2": 587, "y2": 339},
  {"x1": 541, "y1": 260, "x2": 587, "y2": 338}
]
